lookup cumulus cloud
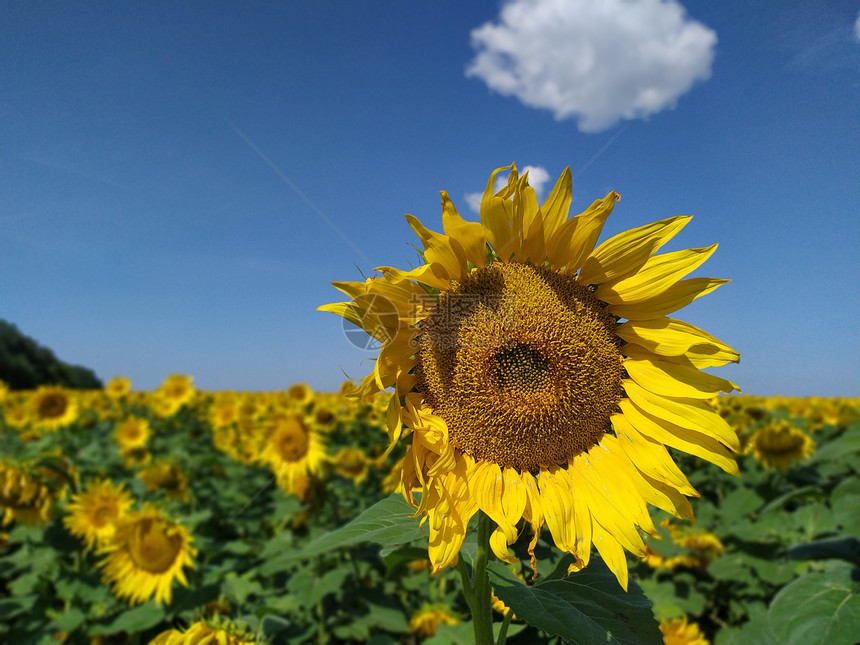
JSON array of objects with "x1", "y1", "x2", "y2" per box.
[
  {"x1": 855, "y1": 10, "x2": 860, "y2": 41},
  {"x1": 466, "y1": 0, "x2": 717, "y2": 132},
  {"x1": 464, "y1": 164, "x2": 551, "y2": 213}
]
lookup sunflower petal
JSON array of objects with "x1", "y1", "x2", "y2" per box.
[
  {"x1": 546, "y1": 191, "x2": 618, "y2": 271},
  {"x1": 608, "y1": 278, "x2": 729, "y2": 320},
  {"x1": 624, "y1": 358, "x2": 739, "y2": 399},
  {"x1": 595, "y1": 244, "x2": 718, "y2": 304},
  {"x1": 441, "y1": 191, "x2": 487, "y2": 269},
  {"x1": 617, "y1": 317, "x2": 739, "y2": 366},
  {"x1": 578, "y1": 216, "x2": 691, "y2": 285}
]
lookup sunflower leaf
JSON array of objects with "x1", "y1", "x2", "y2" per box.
[
  {"x1": 259, "y1": 494, "x2": 423, "y2": 572},
  {"x1": 488, "y1": 555, "x2": 662, "y2": 644},
  {"x1": 767, "y1": 562, "x2": 860, "y2": 645}
]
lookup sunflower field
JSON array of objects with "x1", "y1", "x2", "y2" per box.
[{"x1": 1, "y1": 377, "x2": 858, "y2": 644}]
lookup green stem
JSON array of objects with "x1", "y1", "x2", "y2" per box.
[
  {"x1": 496, "y1": 609, "x2": 513, "y2": 645},
  {"x1": 472, "y1": 511, "x2": 494, "y2": 644},
  {"x1": 456, "y1": 557, "x2": 477, "y2": 610}
]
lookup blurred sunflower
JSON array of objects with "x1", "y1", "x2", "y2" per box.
[
  {"x1": 98, "y1": 505, "x2": 196, "y2": 606},
  {"x1": 321, "y1": 164, "x2": 740, "y2": 588},
  {"x1": 286, "y1": 382, "x2": 315, "y2": 407},
  {"x1": 659, "y1": 616, "x2": 709, "y2": 645},
  {"x1": 330, "y1": 447, "x2": 370, "y2": 484},
  {"x1": 0, "y1": 460, "x2": 56, "y2": 525},
  {"x1": 63, "y1": 479, "x2": 133, "y2": 549},
  {"x1": 150, "y1": 618, "x2": 255, "y2": 645},
  {"x1": 748, "y1": 420, "x2": 814, "y2": 469},
  {"x1": 259, "y1": 413, "x2": 325, "y2": 495},
  {"x1": 28, "y1": 385, "x2": 78, "y2": 431},
  {"x1": 104, "y1": 376, "x2": 132, "y2": 399},
  {"x1": 409, "y1": 604, "x2": 459, "y2": 638},
  {"x1": 156, "y1": 374, "x2": 196, "y2": 414},
  {"x1": 138, "y1": 461, "x2": 189, "y2": 501},
  {"x1": 113, "y1": 416, "x2": 151, "y2": 452}
]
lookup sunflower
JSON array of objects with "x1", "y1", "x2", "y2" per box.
[
  {"x1": 259, "y1": 413, "x2": 326, "y2": 495},
  {"x1": 98, "y1": 505, "x2": 196, "y2": 606},
  {"x1": 748, "y1": 420, "x2": 814, "y2": 469},
  {"x1": 150, "y1": 619, "x2": 255, "y2": 645},
  {"x1": 63, "y1": 479, "x2": 133, "y2": 549},
  {"x1": 409, "y1": 604, "x2": 460, "y2": 638},
  {"x1": 113, "y1": 416, "x2": 151, "y2": 452},
  {"x1": 330, "y1": 447, "x2": 370, "y2": 484},
  {"x1": 156, "y1": 374, "x2": 196, "y2": 414},
  {"x1": 0, "y1": 460, "x2": 56, "y2": 526},
  {"x1": 321, "y1": 164, "x2": 740, "y2": 588},
  {"x1": 659, "y1": 616, "x2": 710, "y2": 645},
  {"x1": 138, "y1": 461, "x2": 189, "y2": 501},
  {"x1": 28, "y1": 385, "x2": 78, "y2": 431},
  {"x1": 286, "y1": 382, "x2": 315, "y2": 407},
  {"x1": 105, "y1": 376, "x2": 132, "y2": 399}
]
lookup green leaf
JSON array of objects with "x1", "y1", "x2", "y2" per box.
[
  {"x1": 808, "y1": 429, "x2": 860, "y2": 465},
  {"x1": 768, "y1": 562, "x2": 860, "y2": 645},
  {"x1": 488, "y1": 555, "x2": 662, "y2": 644},
  {"x1": 719, "y1": 610, "x2": 779, "y2": 645},
  {"x1": 793, "y1": 503, "x2": 836, "y2": 541},
  {"x1": 831, "y1": 478, "x2": 860, "y2": 535},
  {"x1": 260, "y1": 494, "x2": 423, "y2": 572},
  {"x1": 719, "y1": 487, "x2": 764, "y2": 524},
  {"x1": 222, "y1": 572, "x2": 264, "y2": 606},
  {"x1": 52, "y1": 607, "x2": 86, "y2": 632},
  {"x1": 90, "y1": 602, "x2": 166, "y2": 635}
]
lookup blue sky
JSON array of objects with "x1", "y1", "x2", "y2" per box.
[{"x1": 2, "y1": 1, "x2": 858, "y2": 396}]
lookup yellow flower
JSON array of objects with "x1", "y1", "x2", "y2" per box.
[
  {"x1": 98, "y1": 506, "x2": 196, "y2": 606},
  {"x1": 409, "y1": 605, "x2": 459, "y2": 638},
  {"x1": 150, "y1": 619, "x2": 255, "y2": 645},
  {"x1": 156, "y1": 374, "x2": 196, "y2": 411},
  {"x1": 114, "y1": 416, "x2": 151, "y2": 452},
  {"x1": 63, "y1": 479, "x2": 133, "y2": 549},
  {"x1": 28, "y1": 385, "x2": 78, "y2": 431},
  {"x1": 259, "y1": 413, "x2": 326, "y2": 495},
  {"x1": 748, "y1": 420, "x2": 815, "y2": 469},
  {"x1": 138, "y1": 462, "x2": 189, "y2": 501},
  {"x1": 286, "y1": 382, "x2": 314, "y2": 407},
  {"x1": 321, "y1": 164, "x2": 740, "y2": 588},
  {"x1": 0, "y1": 460, "x2": 56, "y2": 525},
  {"x1": 105, "y1": 376, "x2": 132, "y2": 398},
  {"x1": 659, "y1": 616, "x2": 709, "y2": 645},
  {"x1": 331, "y1": 447, "x2": 370, "y2": 484}
]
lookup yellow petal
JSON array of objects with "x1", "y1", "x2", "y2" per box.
[
  {"x1": 617, "y1": 317, "x2": 739, "y2": 366},
  {"x1": 592, "y1": 520, "x2": 629, "y2": 590},
  {"x1": 404, "y1": 214, "x2": 467, "y2": 281},
  {"x1": 623, "y1": 380, "x2": 740, "y2": 452},
  {"x1": 578, "y1": 216, "x2": 691, "y2": 285},
  {"x1": 537, "y1": 467, "x2": 577, "y2": 552},
  {"x1": 441, "y1": 191, "x2": 487, "y2": 269},
  {"x1": 619, "y1": 398, "x2": 739, "y2": 475},
  {"x1": 611, "y1": 413, "x2": 697, "y2": 496},
  {"x1": 539, "y1": 167, "x2": 573, "y2": 239},
  {"x1": 546, "y1": 191, "x2": 618, "y2": 270},
  {"x1": 608, "y1": 278, "x2": 729, "y2": 320},
  {"x1": 480, "y1": 164, "x2": 515, "y2": 254},
  {"x1": 623, "y1": 358, "x2": 739, "y2": 399},
  {"x1": 595, "y1": 244, "x2": 718, "y2": 304},
  {"x1": 490, "y1": 526, "x2": 519, "y2": 564}
]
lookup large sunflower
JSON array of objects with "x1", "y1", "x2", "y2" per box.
[
  {"x1": 98, "y1": 505, "x2": 196, "y2": 606},
  {"x1": 28, "y1": 385, "x2": 78, "y2": 431},
  {"x1": 320, "y1": 164, "x2": 740, "y2": 588}
]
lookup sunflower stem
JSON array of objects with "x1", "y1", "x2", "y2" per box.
[
  {"x1": 472, "y1": 511, "x2": 494, "y2": 644},
  {"x1": 496, "y1": 609, "x2": 513, "y2": 645},
  {"x1": 456, "y1": 557, "x2": 476, "y2": 609}
]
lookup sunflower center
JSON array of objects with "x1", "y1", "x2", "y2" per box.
[
  {"x1": 39, "y1": 394, "x2": 68, "y2": 419},
  {"x1": 274, "y1": 418, "x2": 310, "y2": 462},
  {"x1": 127, "y1": 518, "x2": 182, "y2": 573},
  {"x1": 416, "y1": 261, "x2": 623, "y2": 472}
]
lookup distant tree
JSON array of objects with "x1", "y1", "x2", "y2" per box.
[{"x1": 0, "y1": 320, "x2": 102, "y2": 390}]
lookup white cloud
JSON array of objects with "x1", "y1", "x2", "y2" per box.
[
  {"x1": 466, "y1": 0, "x2": 717, "y2": 132},
  {"x1": 464, "y1": 164, "x2": 551, "y2": 213},
  {"x1": 855, "y1": 10, "x2": 860, "y2": 41}
]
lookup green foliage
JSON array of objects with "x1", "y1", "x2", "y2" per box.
[{"x1": 0, "y1": 320, "x2": 102, "y2": 390}]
